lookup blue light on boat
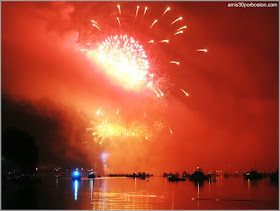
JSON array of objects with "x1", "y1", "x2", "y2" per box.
[{"x1": 72, "y1": 170, "x2": 81, "y2": 180}]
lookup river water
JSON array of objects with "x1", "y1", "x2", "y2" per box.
[{"x1": 2, "y1": 176, "x2": 278, "y2": 209}]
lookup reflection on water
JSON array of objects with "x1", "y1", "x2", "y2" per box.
[
  {"x1": 90, "y1": 179, "x2": 93, "y2": 201},
  {"x1": 2, "y1": 176, "x2": 278, "y2": 209},
  {"x1": 73, "y1": 180, "x2": 79, "y2": 201}
]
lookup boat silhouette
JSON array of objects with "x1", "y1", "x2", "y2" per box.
[
  {"x1": 189, "y1": 168, "x2": 209, "y2": 182},
  {"x1": 88, "y1": 172, "x2": 96, "y2": 178},
  {"x1": 243, "y1": 169, "x2": 262, "y2": 180}
]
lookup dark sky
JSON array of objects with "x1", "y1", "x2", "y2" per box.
[{"x1": 2, "y1": 2, "x2": 278, "y2": 173}]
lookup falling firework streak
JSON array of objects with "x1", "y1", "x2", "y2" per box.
[
  {"x1": 135, "y1": 6, "x2": 139, "y2": 20},
  {"x1": 170, "y1": 61, "x2": 180, "y2": 65},
  {"x1": 153, "y1": 88, "x2": 160, "y2": 98},
  {"x1": 174, "y1": 30, "x2": 183, "y2": 36},
  {"x1": 117, "y1": 5, "x2": 121, "y2": 15},
  {"x1": 169, "y1": 128, "x2": 173, "y2": 134},
  {"x1": 92, "y1": 23, "x2": 101, "y2": 31},
  {"x1": 177, "y1": 26, "x2": 187, "y2": 31},
  {"x1": 116, "y1": 17, "x2": 121, "y2": 27},
  {"x1": 170, "y1": 17, "x2": 182, "y2": 25},
  {"x1": 158, "y1": 89, "x2": 164, "y2": 96},
  {"x1": 150, "y1": 19, "x2": 158, "y2": 29},
  {"x1": 197, "y1": 49, "x2": 208, "y2": 52},
  {"x1": 97, "y1": 106, "x2": 102, "y2": 115},
  {"x1": 162, "y1": 7, "x2": 170, "y2": 16},
  {"x1": 181, "y1": 89, "x2": 189, "y2": 96},
  {"x1": 143, "y1": 7, "x2": 148, "y2": 16}
]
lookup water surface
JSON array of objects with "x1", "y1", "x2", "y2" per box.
[{"x1": 2, "y1": 176, "x2": 278, "y2": 209}]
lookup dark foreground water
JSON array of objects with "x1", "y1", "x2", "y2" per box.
[{"x1": 2, "y1": 176, "x2": 278, "y2": 209}]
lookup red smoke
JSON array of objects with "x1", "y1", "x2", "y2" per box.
[{"x1": 2, "y1": 2, "x2": 278, "y2": 173}]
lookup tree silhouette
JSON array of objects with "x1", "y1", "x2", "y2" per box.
[{"x1": 2, "y1": 127, "x2": 38, "y2": 173}]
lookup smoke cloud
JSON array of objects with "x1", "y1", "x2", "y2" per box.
[{"x1": 2, "y1": 2, "x2": 278, "y2": 173}]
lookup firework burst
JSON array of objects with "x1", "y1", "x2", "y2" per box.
[
  {"x1": 79, "y1": 4, "x2": 204, "y2": 148},
  {"x1": 87, "y1": 108, "x2": 166, "y2": 145},
  {"x1": 80, "y1": 4, "x2": 191, "y2": 97},
  {"x1": 90, "y1": 35, "x2": 153, "y2": 91}
]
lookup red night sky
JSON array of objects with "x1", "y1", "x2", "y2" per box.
[{"x1": 2, "y1": 2, "x2": 278, "y2": 174}]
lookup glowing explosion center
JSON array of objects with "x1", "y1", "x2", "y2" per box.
[{"x1": 87, "y1": 35, "x2": 153, "y2": 91}]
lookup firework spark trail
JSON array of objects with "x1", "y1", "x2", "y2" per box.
[
  {"x1": 162, "y1": 7, "x2": 170, "y2": 16},
  {"x1": 181, "y1": 89, "x2": 189, "y2": 96},
  {"x1": 169, "y1": 61, "x2": 180, "y2": 65},
  {"x1": 148, "y1": 40, "x2": 154, "y2": 43},
  {"x1": 170, "y1": 17, "x2": 182, "y2": 26},
  {"x1": 169, "y1": 128, "x2": 173, "y2": 134},
  {"x1": 116, "y1": 108, "x2": 119, "y2": 115},
  {"x1": 143, "y1": 7, "x2": 148, "y2": 16},
  {"x1": 177, "y1": 26, "x2": 187, "y2": 31},
  {"x1": 91, "y1": 20, "x2": 101, "y2": 30},
  {"x1": 150, "y1": 19, "x2": 158, "y2": 29},
  {"x1": 92, "y1": 23, "x2": 101, "y2": 31},
  {"x1": 91, "y1": 19, "x2": 99, "y2": 25},
  {"x1": 140, "y1": 6, "x2": 148, "y2": 25},
  {"x1": 116, "y1": 17, "x2": 121, "y2": 27},
  {"x1": 197, "y1": 49, "x2": 208, "y2": 52},
  {"x1": 174, "y1": 30, "x2": 183, "y2": 36},
  {"x1": 135, "y1": 6, "x2": 139, "y2": 20},
  {"x1": 153, "y1": 88, "x2": 160, "y2": 97},
  {"x1": 117, "y1": 5, "x2": 121, "y2": 15},
  {"x1": 105, "y1": 115, "x2": 108, "y2": 123},
  {"x1": 97, "y1": 107, "x2": 102, "y2": 115},
  {"x1": 158, "y1": 88, "x2": 164, "y2": 96}
]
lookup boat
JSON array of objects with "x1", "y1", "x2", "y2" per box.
[
  {"x1": 168, "y1": 177, "x2": 186, "y2": 181},
  {"x1": 72, "y1": 170, "x2": 81, "y2": 180},
  {"x1": 189, "y1": 168, "x2": 209, "y2": 182},
  {"x1": 243, "y1": 169, "x2": 262, "y2": 180},
  {"x1": 268, "y1": 169, "x2": 278, "y2": 183},
  {"x1": 126, "y1": 172, "x2": 152, "y2": 178},
  {"x1": 182, "y1": 171, "x2": 189, "y2": 178},
  {"x1": 88, "y1": 172, "x2": 96, "y2": 178},
  {"x1": 126, "y1": 173, "x2": 137, "y2": 178},
  {"x1": 167, "y1": 174, "x2": 186, "y2": 182}
]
